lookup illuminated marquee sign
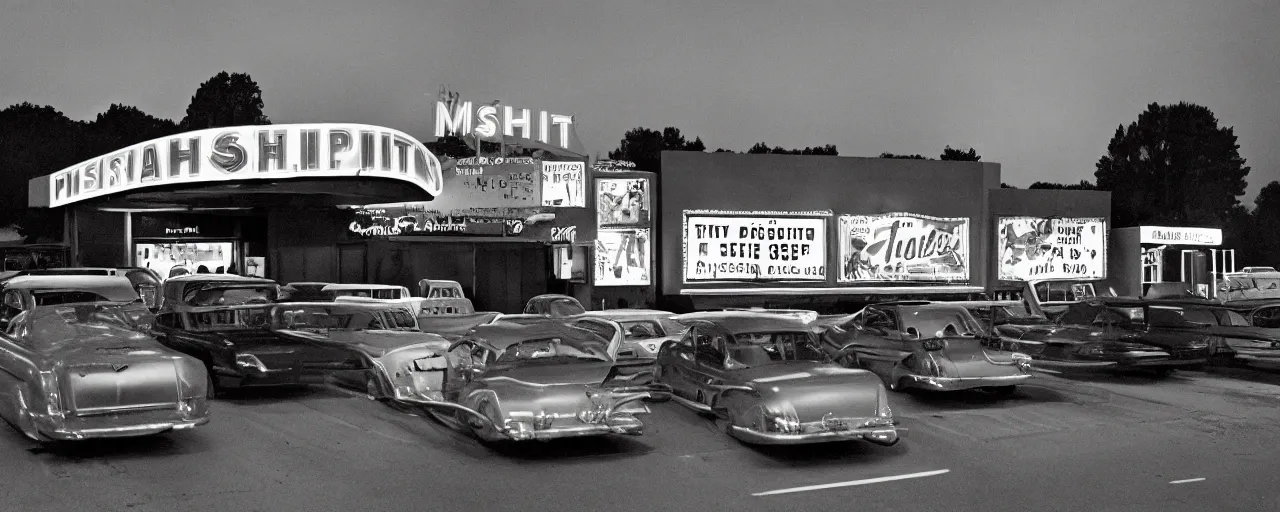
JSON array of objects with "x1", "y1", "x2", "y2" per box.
[
  {"x1": 998, "y1": 217, "x2": 1107, "y2": 281},
  {"x1": 33, "y1": 123, "x2": 444, "y2": 208},
  {"x1": 1138, "y1": 226, "x2": 1222, "y2": 246},
  {"x1": 683, "y1": 210, "x2": 829, "y2": 282},
  {"x1": 434, "y1": 100, "x2": 576, "y2": 150}
]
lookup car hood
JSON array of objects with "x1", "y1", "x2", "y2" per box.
[{"x1": 727, "y1": 361, "x2": 883, "y2": 421}]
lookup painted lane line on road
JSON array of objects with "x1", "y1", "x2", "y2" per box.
[
  {"x1": 1170, "y1": 478, "x2": 1206, "y2": 484},
  {"x1": 751, "y1": 469, "x2": 951, "y2": 497}
]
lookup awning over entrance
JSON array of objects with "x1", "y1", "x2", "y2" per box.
[{"x1": 28, "y1": 123, "x2": 444, "y2": 210}]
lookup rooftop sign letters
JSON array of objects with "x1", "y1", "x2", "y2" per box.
[
  {"x1": 434, "y1": 100, "x2": 576, "y2": 150},
  {"x1": 31, "y1": 123, "x2": 444, "y2": 208},
  {"x1": 1138, "y1": 226, "x2": 1222, "y2": 246}
]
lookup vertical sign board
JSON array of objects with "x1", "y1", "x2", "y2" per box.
[
  {"x1": 683, "y1": 210, "x2": 829, "y2": 282},
  {"x1": 837, "y1": 213, "x2": 970, "y2": 283},
  {"x1": 594, "y1": 174, "x2": 653, "y2": 286},
  {"x1": 998, "y1": 217, "x2": 1108, "y2": 281}
]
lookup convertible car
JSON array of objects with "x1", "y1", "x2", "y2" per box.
[
  {"x1": 654, "y1": 311, "x2": 903, "y2": 446},
  {"x1": 3, "y1": 275, "x2": 155, "y2": 331},
  {"x1": 580, "y1": 309, "x2": 683, "y2": 360},
  {"x1": 998, "y1": 298, "x2": 1212, "y2": 375},
  {"x1": 271, "y1": 302, "x2": 453, "y2": 403},
  {"x1": 0, "y1": 302, "x2": 210, "y2": 441},
  {"x1": 820, "y1": 302, "x2": 1034, "y2": 393},
  {"x1": 427, "y1": 320, "x2": 660, "y2": 442}
]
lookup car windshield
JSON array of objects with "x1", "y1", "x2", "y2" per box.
[
  {"x1": 618, "y1": 319, "x2": 676, "y2": 339},
  {"x1": 494, "y1": 336, "x2": 612, "y2": 364},
  {"x1": 970, "y1": 305, "x2": 1045, "y2": 325},
  {"x1": 728, "y1": 331, "x2": 827, "y2": 367},
  {"x1": 546, "y1": 298, "x2": 586, "y2": 316},
  {"x1": 899, "y1": 306, "x2": 985, "y2": 338},
  {"x1": 185, "y1": 307, "x2": 272, "y2": 331},
  {"x1": 332, "y1": 288, "x2": 403, "y2": 299},
  {"x1": 273, "y1": 305, "x2": 419, "y2": 331},
  {"x1": 33, "y1": 288, "x2": 139, "y2": 306},
  {"x1": 44, "y1": 304, "x2": 135, "y2": 329},
  {"x1": 187, "y1": 286, "x2": 275, "y2": 306}
]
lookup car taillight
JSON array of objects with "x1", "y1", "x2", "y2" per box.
[
  {"x1": 919, "y1": 356, "x2": 941, "y2": 377},
  {"x1": 922, "y1": 339, "x2": 944, "y2": 351},
  {"x1": 40, "y1": 371, "x2": 62, "y2": 417}
]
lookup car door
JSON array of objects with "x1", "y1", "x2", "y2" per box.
[
  {"x1": 687, "y1": 326, "x2": 730, "y2": 406},
  {"x1": 660, "y1": 325, "x2": 701, "y2": 399}
]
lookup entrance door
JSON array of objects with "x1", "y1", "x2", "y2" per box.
[
  {"x1": 473, "y1": 244, "x2": 549, "y2": 313},
  {"x1": 134, "y1": 241, "x2": 236, "y2": 279},
  {"x1": 338, "y1": 243, "x2": 367, "y2": 283},
  {"x1": 1181, "y1": 250, "x2": 1209, "y2": 297}
]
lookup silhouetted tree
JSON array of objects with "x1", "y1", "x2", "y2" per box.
[
  {"x1": 940, "y1": 146, "x2": 981, "y2": 161},
  {"x1": 86, "y1": 104, "x2": 180, "y2": 156},
  {"x1": 745, "y1": 142, "x2": 838, "y2": 155},
  {"x1": 1029, "y1": 180, "x2": 1097, "y2": 190},
  {"x1": 1001, "y1": 183, "x2": 1017, "y2": 188},
  {"x1": 879, "y1": 153, "x2": 929, "y2": 160},
  {"x1": 608, "y1": 127, "x2": 706, "y2": 173},
  {"x1": 713, "y1": 148, "x2": 735, "y2": 153},
  {"x1": 1095, "y1": 102, "x2": 1250, "y2": 228},
  {"x1": 0, "y1": 103, "x2": 87, "y2": 242},
  {"x1": 180, "y1": 71, "x2": 271, "y2": 130}
]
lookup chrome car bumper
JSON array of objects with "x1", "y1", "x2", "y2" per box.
[
  {"x1": 30, "y1": 397, "x2": 211, "y2": 441},
  {"x1": 900, "y1": 373, "x2": 1032, "y2": 391},
  {"x1": 500, "y1": 415, "x2": 645, "y2": 441},
  {"x1": 729, "y1": 424, "x2": 905, "y2": 446}
]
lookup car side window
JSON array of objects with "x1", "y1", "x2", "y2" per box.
[
  {"x1": 1, "y1": 290, "x2": 24, "y2": 323},
  {"x1": 575, "y1": 319, "x2": 618, "y2": 341},
  {"x1": 678, "y1": 326, "x2": 696, "y2": 349},
  {"x1": 695, "y1": 328, "x2": 727, "y2": 366},
  {"x1": 1215, "y1": 310, "x2": 1249, "y2": 327},
  {"x1": 864, "y1": 307, "x2": 899, "y2": 332},
  {"x1": 1253, "y1": 307, "x2": 1280, "y2": 329}
]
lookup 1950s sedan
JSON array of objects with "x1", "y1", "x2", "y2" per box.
[
  {"x1": 427, "y1": 321, "x2": 659, "y2": 442},
  {"x1": 821, "y1": 302, "x2": 1034, "y2": 393},
  {"x1": 1000, "y1": 298, "x2": 1212, "y2": 376},
  {"x1": 2, "y1": 275, "x2": 155, "y2": 331},
  {"x1": 655, "y1": 311, "x2": 903, "y2": 446},
  {"x1": 0, "y1": 303, "x2": 210, "y2": 441},
  {"x1": 271, "y1": 302, "x2": 453, "y2": 403},
  {"x1": 151, "y1": 303, "x2": 371, "y2": 395}
]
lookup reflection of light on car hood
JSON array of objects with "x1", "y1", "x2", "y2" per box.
[{"x1": 751, "y1": 372, "x2": 813, "y2": 383}]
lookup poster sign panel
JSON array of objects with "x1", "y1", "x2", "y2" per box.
[
  {"x1": 998, "y1": 217, "x2": 1107, "y2": 281},
  {"x1": 838, "y1": 213, "x2": 969, "y2": 283},
  {"x1": 595, "y1": 228, "x2": 651, "y2": 286},
  {"x1": 596, "y1": 178, "x2": 651, "y2": 228},
  {"x1": 541, "y1": 161, "x2": 586, "y2": 207},
  {"x1": 683, "y1": 212, "x2": 828, "y2": 282}
]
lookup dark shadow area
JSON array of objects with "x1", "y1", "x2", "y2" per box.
[
  {"x1": 1051, "y1": 368, "x2": 1191, "y2": 385},
  {"x1": 215, "y1": 384, "x2": 348, "y2": 404},
  {"x1": 1203, "y1": 364, "x2": 1280, "y2": 386},
  {"x1": 895, "y1": 384, "x2": 1077, "y2": 412}
]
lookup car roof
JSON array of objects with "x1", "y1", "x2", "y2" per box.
[
  {"x1": 946, "y1": 301, "x2": 1025, "y2": 308},
  {"x1": 581, "y1": 309, "x2": 675, "y2": 319},
  {"x1": 166, "y1": 274, "x2": 277, "y2": 284},
  {"x1": 868, "y1": 300, "x2": 936, "y2": 307},
  {"x1": 529, "y1": 294, "x2": 579, "y2": 301},
  {"x1": 673, "y1": 311, "x2": 814, "y2": 334},
  {"x1": 322, "y1": 284, "x2": 406, "y2": 290},
  {"x1": 4, "y1": 275, "x2": 135, "y2": 290}
]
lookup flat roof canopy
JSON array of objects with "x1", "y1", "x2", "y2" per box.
[{"x1": 28, "y1": 123, "x2": 444, "y2": 209}]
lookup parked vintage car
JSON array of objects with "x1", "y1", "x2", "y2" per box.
[
  {"x1": 1145, "y1": 298, "x2": 1280, "y2": 367},
  {"x1": 654, "y1": 311, "x2": 903, "y2": 446},
  {"x1": 2, "y1": 275, "x2": 155, "y2": 331},
  {"x1": 270, "y1": 302, "x2": 452, "y2": 403},
  {"x1": 427, "y1": 320, "x2": 659, "y2": 442},
  {"x1": 418, "y1": 279, "x2": 467, "y2": 299},
  {"x1": 279, "y1": 282, "x2": 336, "y2": 302},
  {"x1": 523, "y1": 294, "x2": 587, "y2": 317},
  {"x1": 580, "y1": 309, "x2": 683, "y2": 360},
  {"x1": 820, "y1": 302, "x2": 1034, "y2": 393},
  {"x1": 999, "y1": 298, "x2": 1213, "y2": 375},
  {"x1": 157, "y1": 274, "x2": 279, "y2": 312},
  {"x1": 0, "y1": 302, "x2": 210, "y2": 441},
  {"x1": 151, "y1": 302, "x2": 370, "y2": 395}
]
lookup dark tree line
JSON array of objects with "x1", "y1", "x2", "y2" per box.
[{"x1": 0, "y1": 71, "x2": 269, "y2": 242}]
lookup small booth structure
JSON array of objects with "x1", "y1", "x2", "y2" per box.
[{"x1": 1108, "y1": 226, "x2": 1231, "y2": 298}]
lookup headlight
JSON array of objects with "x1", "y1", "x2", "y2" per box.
[
  {"x1": 235, "y1": 354, "x2": 268, "y2": 373},
  {"x1": 1012, "y1": 353, "x2": 1032, "y2": 365},
  {"x1": 922, "y1": 339, "x2": 945, "y2": 351},
  {"x1": 1188, "y1": 340, "x2": 1209, "y2": 350}
]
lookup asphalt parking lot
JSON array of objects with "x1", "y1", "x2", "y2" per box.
[{"x1": 3, "y1": 367, "x2": 1280, "y2": 512}]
